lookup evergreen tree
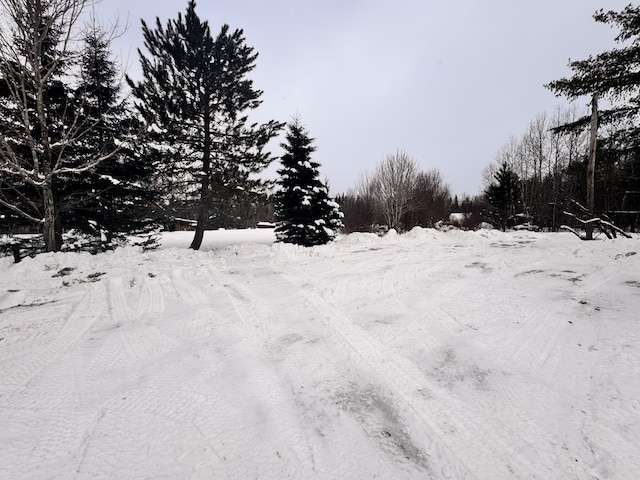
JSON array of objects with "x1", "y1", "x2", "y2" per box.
[
  {"x1": 452, "y1": 195, "x2": 460, "y2": 211},
  {"x1": 546, "y1": 5, "x2": 640, "y2": 233},
  {"x1": 60, "y1": 20, "x2": 155, "y2": 244},
  {"x1": 274, "y1": 118, "x2": 343, "y2": 246},
  {"x1": 485, "y1": 162, "x2": 521, "y2": 231},
  {"x1": 0, "y1": 0, "x2": 126, "y2": 251},
  {"x1": 128, "y1": 0, "x2": 282, "y2": 250},
  {"x1": 546, "y1": 5, "x2": 640, "y2": 131}
]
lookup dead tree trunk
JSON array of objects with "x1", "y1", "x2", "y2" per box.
[{"x1": 586, "y1": 93, "x2": 598, "y2": 240}]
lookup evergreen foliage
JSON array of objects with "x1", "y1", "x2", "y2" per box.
[
  {"x1": 127, "y1": 0, "x2": 282, "y2": 250},
  {"x1": 60, "y1": 20, "x2": 155, "y2": 244},
  {"x1": 274, "y1": 118, "x2": 343, "y2": 246},
  {"x1": 546, "y1": 5, "x2": 640, "y2": 132},
  {"x1": 485, "y1": 162, "x2": 521, "y2": 231},
  {"x1": 0, "y1": 0, "x2": 138, "y2": 251},
  {"x1": 545, "y1": 5, "x2": 640, "y2": 232}
]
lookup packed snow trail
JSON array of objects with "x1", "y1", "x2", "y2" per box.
[{"x1": 0, "y1": 228, "x2": 639, "y2": 479}]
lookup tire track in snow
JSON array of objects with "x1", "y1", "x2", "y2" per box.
[
  {"x1": 106, "y1": 271, "x2": 182, "y2": 363},
  {"x1": 402, "y1": 247, "x2": 593, "y2": 476},
  {"x1": 204, "y1": 260, "x2": 421, "y2": 478},
  {"x1": 134, "y1": 275, "x2": 164, "y2": 315},
  {"x1": 377, "y1": 261, "x2": 461, "y2": 346},
  {"x1": 289, "y1": 268, "x2": 565, "y2": 479},
  {"x1": 205, "y1": 264, "x2": 273, "y2": 338},
  {"x1": 106, "y1": 276, "x2": 134, "y2": 322},
  {"x1": 378, "y1": 261, "x2": 568, "y2": 449},
  {"x1": 0, "y1": 283, "x2": 108, "y2": 477},
  {"x1": 292, "y1": 240, "x2": 505, "y2": 475},
  {"x1": 0, "y1": 405, "x2": 93, "y2": 478},
  {"x1": 79, "y1": 305, "x2": 317, "y2": 479},
  {"x1": 119, "y1": 262, "x2": 317, "y2": 478},
  {"x1": 66, "y1": 272, "x2": 179, "y2": 417},
  {"x1": 102, "y1": 274, "x2": 165, "y2": 327},
  {"x1": 170, "y1": 267, "x2": 210, "y2": 305},
  {"x1": 0, "y1": 283, "x2": 105, "y2": 390},
  {"x1": 505, "y1": 310, "x2": 567, "y2": 374},
  {"x1": 579, "y1": 317, "x2": 640, "y2": 479},
  {"x1": 381, "y1": 256, "x2": 594, "y2": 476},
  {"x1": 396, "y1": 237, "x2": 635, "y2": 478},
  {"x1": 73, "y1": 273, "x2": 169, "y2": 396},
  {"x1": 267, "y1": 262, "x2": 477, "y2": 478},
  {"x1": 0, "y1": 303, "x2": 69, "y2": 364},
  {"x1": 412, "y1": 240, "x2": 639, "y2": 478},
  {"x1": 59, "y1": 275, "x2": 244, "y2": 477}
]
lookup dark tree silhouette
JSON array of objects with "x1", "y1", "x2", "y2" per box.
[
  {"x1": 128, "y1": 0, "x2": 282, "y2": 250},
  {"x1": 274, "y1": 118, "x2": 343, "y2": 246},
  {"x1": 485, "y1": 162, "x2": 521, "y2": 231}
]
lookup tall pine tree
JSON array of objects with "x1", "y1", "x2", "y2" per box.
[
  {"x1": 128, "y1": 0, "x2": 282, "y2": 250},
  {"x1": 546, "y1": 5, "x2": 640, "y2": 130},
  {"x1": 546, "y1": 5, "x2": 640, "y2": 235},
  {"x1": 274, "y1": 118, "x2": 343, "y2": 246}
]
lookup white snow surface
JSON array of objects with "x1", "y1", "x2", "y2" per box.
[{"x1": 1, "y1": 228, "x2": 639, "y2": 479}]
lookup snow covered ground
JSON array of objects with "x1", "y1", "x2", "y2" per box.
[{"x1": 1, "y1": 228, "x2": 639, "y2": 479}]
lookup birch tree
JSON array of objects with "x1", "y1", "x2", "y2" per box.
[
  {"x1": 0, "y1": 0, "x2": 126, "y2": 251},
  {"x1": 367, "y1": 150, "x2": 419, "y2": 231}
]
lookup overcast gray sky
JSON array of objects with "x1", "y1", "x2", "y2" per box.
[{"x1": 96, "y1": 0, "x2": 632, "y2": 196}]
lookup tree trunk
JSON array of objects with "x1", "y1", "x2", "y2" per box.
[
  {"x1": 190, "y1": 101, "x2": 212, "y2": 251},
  {"x1": 190, "y1": 168, "x2": 212, "y2": 250},
  {"x1": 586, "y1": 93, "x2": 598, "y2": 240},
  {"x1": 42, "y1": 180, "x2": 59, "y2": 251},
  {"x1": 190, "y1": 209, "x2": 206, "y2": 250}
]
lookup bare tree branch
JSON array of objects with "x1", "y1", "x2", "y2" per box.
[
  {"x1": 0, "y1": 0, "x2": 126, "y2": 251},
  {"x1": 364, "y1": 150, "x2": 419, "y2": 231}
]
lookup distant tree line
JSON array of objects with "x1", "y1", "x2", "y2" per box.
[
  {"x1": 484, "y1": 5, "x2": 640, "y2": 233},
  {"x1": 337, "y1": 150, "x2": 485, "y2": 233},
  {"x1": 482, "y1": 106, "x2": 640, "y2": 233},
  {"x1": 341, "y1": 4, "x2": 640, "y2": 235},
  {"x1": 481, "y1": 108, "x2": 590, "y2": 231}
]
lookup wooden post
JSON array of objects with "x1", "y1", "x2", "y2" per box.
[
  {"x1": 11, "y1": 243, "x2": 21, "y2": 263},
  {"x1": 586, "y1": 93, "x2": 598, "y2": 240}
]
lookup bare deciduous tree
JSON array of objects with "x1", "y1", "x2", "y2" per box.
[
  {"x1": 365, "y1": 150, "x2": 419, "y2": 231},
  {"x1": 343, "y1": 154, "x2": 452, "y2": 232},
  {"x1": 407, "y1": 169, "x2": 452, "y2": 227},
  {"x1": 486, "y1": 106, "x2": 590, "y2": 229},
  {"x1": 0, "y1": 0, "x2": 120, "y2": 251}
]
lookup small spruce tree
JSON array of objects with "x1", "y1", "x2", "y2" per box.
[
  {"x1": 274, "y1": 118, "x2": 343, "y2": 246},
  {"x1": 485, "y1": 162, "x2": 521, "y2": 231}
]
